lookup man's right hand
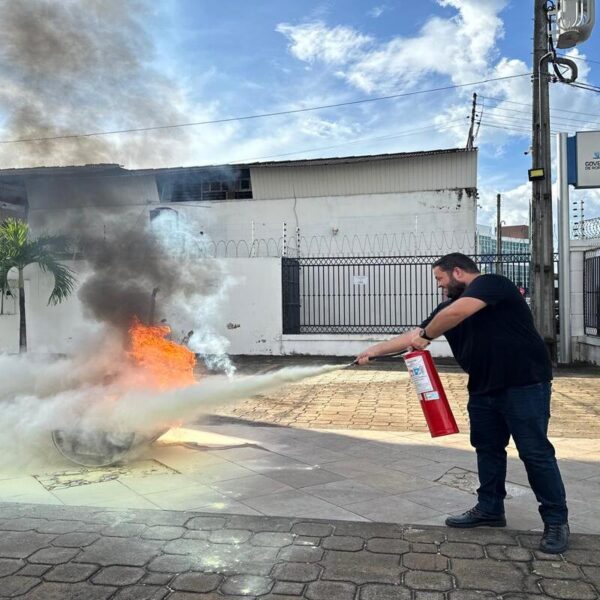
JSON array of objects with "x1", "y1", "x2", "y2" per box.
[{"x1": 355, "y1": 350, "x2": 376, "y2": 365}]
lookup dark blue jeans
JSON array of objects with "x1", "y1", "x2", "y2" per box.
[{"x1": 468, "y1": 381, "x2": 568, "y2": 525}]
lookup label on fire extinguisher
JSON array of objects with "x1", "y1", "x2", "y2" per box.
[
  {"x1": 405, "y1": 355, "x2": 434, "y2": 394},
  {"x1": 423, "y1": 391, "x2": 440, "y2": 401}
]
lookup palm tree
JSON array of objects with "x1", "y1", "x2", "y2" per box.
[
  {"x1": 0, "y1": 230, "x2": 9, "y2": 315},
  {"x1": 0, "y1": 218, "x2": 76, "y2": 352}
]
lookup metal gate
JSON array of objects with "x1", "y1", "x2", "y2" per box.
[
  {"x1": 282, "y1": 254, "x2": 534, "y2": 334},
  {"x1": 584, "y1": 248, "x2": 600, "y2": 336},
  {"x1": 282, "y1": 258, "x2": 300, "y2": 334}
]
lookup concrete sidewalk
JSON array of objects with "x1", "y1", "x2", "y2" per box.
[
  {"x1": 1, "y1": 422, "x2": 599, "y2": 533},
  {"x1": 1, "y1": 502, "x2": 599, "y2": 599}
]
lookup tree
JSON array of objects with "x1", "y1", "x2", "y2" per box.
[
  {"x1": 0, "y1": 218, "x2": 76, "y2": 352},
  {"x1": 0, "y1": 230, "x2": 10, "y2": 315}
]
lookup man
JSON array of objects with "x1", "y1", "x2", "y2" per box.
[{"x1": 356, "y1": 253, "x2": 569, "y2": 554}]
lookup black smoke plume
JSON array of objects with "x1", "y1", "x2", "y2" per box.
[
  {"x1": 0, "y1": 0, "x2": 190, "y2": 168},
  {"x1": 76, "y1": 213, "x2": 222, "y2": 331}
]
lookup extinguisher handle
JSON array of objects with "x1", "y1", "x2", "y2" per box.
[
  {"x1": 351, "y1": 351, "x2": 410, "y2": 365},
  {"x1": 377, "y1": 352, "x2": 410, "y2": 360}
]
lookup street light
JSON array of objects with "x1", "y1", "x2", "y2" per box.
[{"x1": 555, "y1": 0, "x2": 595, "y2": 48}]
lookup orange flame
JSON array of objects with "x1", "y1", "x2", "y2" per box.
[{"x1": 128, "y1": 317, "x2": 196, "y2": 390}]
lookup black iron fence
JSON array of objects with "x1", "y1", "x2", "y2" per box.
[
  {"x1": 282, "y1": 253, "x2": 534, "y2": 334},
  {"x1": 584, "y1": 248, "x2": 600, "y2": 336}
]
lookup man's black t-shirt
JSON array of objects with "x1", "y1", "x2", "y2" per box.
[{"x1": 420, "y1": 274, "x2": 552, "y2": 395}]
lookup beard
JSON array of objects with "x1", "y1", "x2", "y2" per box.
[{"x1": 446, "y1": 276, "x2": 467, "y2": 300}]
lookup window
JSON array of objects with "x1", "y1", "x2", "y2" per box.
[{"x1": 157, "y1": 167, "x2": 253, "y2": 202}]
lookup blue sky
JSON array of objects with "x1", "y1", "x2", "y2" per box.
[{"x1": 2, "y1": 0, "x2": 600, "y2": 227}]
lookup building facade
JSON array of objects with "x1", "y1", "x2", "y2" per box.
[{"x1": 0, "y1": 148, "x2": 478, "y2": 356}]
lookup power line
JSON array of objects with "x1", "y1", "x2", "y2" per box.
[
  {"x1": 481, "y1": 112, "x2": 600, "y2": 136},
  {"x1": 479, "y1": 105, "x2": 532, "y2": 117},
  {"x1": 481, "y1": 104, "x2": 600, "y2": 128},
  {"x1": 478, "y1": 115, "x2": 600, "y2": 137},
  {"x1": 479, "y1": 114, "x2": 532, "y2": 128},
  {"x1": 0, "y1": 73, "x2": 532, "y2": 145},
  {"x1": 480, "y1": 113, "x2": 559, "y2": 132},
  {"x1": 23, "y1": 118, "x2": 469, "y2": 180},
  {"x1": 479, "y1": 94, "x2": 600, "y2": 118},
  {"x1": 478, "y1": 121, "x2": 535, "y2": 135},
  {"x1": 557, "y1": 52, "x2": 600, "y2": 67},
  {"x1": 479, "y1": 116, "x2": 534, "y2": 131},
  {"x1": 561, "y1": 80, "x2": 600, "y2": 94},
  {"x1": 231, "y1": 120, "x2": 466, "y2": 164},
  {"x1": 477, "y1": 114, "x2": 556, "y2": 135}
]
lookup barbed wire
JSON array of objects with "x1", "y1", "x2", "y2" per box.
[
  {"x1": 580, "y1": 217, "x2": 600, "y2": 240},
  {"x1": 168, "y1": 230, "x2": 476, "y2": 259}
]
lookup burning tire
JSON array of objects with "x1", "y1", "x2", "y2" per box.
[
  {"x1": 49, "y1": 310, "x2": 197, "y2": 467},
  {"x1": 51, "y1": 429, "x2": 164, "y2": 467}
]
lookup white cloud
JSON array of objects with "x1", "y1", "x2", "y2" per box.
[
  {"x1": 368, "y1": 5, "x2": 388, "y2": 18},
  {"x1": 477, "y1": 177, "x2": 600, "y2": 237},
  {"x1": 278, "y1": 0, "x2": 508, "y2": 94},
  {"x1": 477, "y1": 182, "x2": 531, "y2": 228},
  {"x1": 276, "y1": 22, "x2": 372, "y2": 65},
  {"x1": 298, "y1": 116, "x2": 358, "y2": 139}
]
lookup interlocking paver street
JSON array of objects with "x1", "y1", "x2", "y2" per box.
[
  {"x1": 217, "y1": 358, "x2": 600, "y2": 438},
  {"x1": 0, "y1": 502, "x2": 599, "y2": 599}
]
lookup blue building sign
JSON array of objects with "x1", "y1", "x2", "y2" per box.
[{"x1": 567, "y1": 131, "x2": 600, "y2": 189}]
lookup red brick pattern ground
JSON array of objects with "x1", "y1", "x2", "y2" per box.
[{"x1": 217, "y1": 362, "x2": 600, "y2": 438}]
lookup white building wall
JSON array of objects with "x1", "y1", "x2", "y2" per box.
[
  {"x1": 18, "y1": 154, "x2": 477, "y2": 256},
  {"x1": 175, "y1": 190, "x2": 476, "y2": 256},
  {"x1": 197, "y1": 258, "x2": 454, "y2": 358},
  {"x1": 0, "y1": 314, "x2": 18, "y2": 353},
  {"x1": 0, "y1": 265, "x2": 94, "y2": 356},
  {"x1": 214, "y1": 258, "x2": 283, "y2": 356},
  {"x1": 0, "y1": 257, "x2": 455, "y2": 359}
]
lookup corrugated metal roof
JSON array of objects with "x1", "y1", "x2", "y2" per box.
[
  {"x1": 0, "y1": 164, "x2": 126, "y2": 178},
  {"x1": 144, "y1": 147, "x2": 475, "y2": 171},
  {"x1": 0, "y1": 148, "x2": 476, "y2": 177},
  {"x1": 244, "y1": 147, "x2": 476, "y2": 168},
  {"x1": 250, "y1": 150, "x2": 477, "y2": 200}
]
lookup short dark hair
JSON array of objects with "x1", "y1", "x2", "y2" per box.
[{"x1": 432, "y1": 253, "x2": 480, "y2": 274}]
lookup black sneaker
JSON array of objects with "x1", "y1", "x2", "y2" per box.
[
  {"x1": 445, "y1": 507, "x2": 507, "y2": 528},
  {"x1": 539, "y1": 523, "x2": 570, "y2": 554}
]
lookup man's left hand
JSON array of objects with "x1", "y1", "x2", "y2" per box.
[{"x1": 409, "y1": 333, "x2": 430, "y2": 350}]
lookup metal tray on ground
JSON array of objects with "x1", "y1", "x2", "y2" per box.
[{"x1": 51, "y1": 429, "x2": 165, "y2": 467}]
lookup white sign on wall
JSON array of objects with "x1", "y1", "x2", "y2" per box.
[
  {"x1": 353, "y1": 275, "x2": 368, "y2": 286},
  {"x1": 576, "y1": 131, "x2": 600, "y2": 188}
]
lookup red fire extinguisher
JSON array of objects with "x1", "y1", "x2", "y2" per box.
[{"x1": 403, "y1": 349, "x2": 459, "y2": 438}]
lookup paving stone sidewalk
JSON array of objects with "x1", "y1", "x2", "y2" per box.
[
  {"x1": 1, "y1": 502, "x2": 599, "y2": 600},
  {"x1": 217, "y1": 358, "x2": 600, "y2": 438}
]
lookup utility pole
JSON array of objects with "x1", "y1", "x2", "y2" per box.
[
  {"x1": 496, "y1": 193, "x2": 502, "y2": 275},
  {"x1": 466, "y1": 93, "x2": 477, "y2": 150},
  {"x1": 531, "y1": 0, "x2": 557, "y2": 361}
]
